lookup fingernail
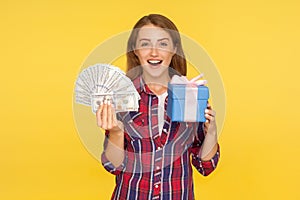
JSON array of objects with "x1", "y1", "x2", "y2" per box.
[
  {"x1": 107, "y1": 100, "x2": 111, "y2": 105},
  {"x1": 104, "y1": 99, "x2": 107, "y2": 104}
]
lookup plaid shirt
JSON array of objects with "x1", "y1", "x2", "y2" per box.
[{"x1": 101, "y1": 76, "x2": 220, "y2": 200}]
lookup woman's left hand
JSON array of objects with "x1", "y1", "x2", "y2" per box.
[{"x1": 203, "y1": 103, "x2": 217, "y2": 136}]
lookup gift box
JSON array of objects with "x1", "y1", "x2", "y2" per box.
[{"x1": 167, "y1": 80, "x2": 209, "y2": 122}]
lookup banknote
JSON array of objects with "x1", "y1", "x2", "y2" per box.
[
  {"x1": 75, "y1": 63, "x2": 141, "y2": 113},
  {"x1": 91, "y1": 92, "x2": 139, "y2": 113}
]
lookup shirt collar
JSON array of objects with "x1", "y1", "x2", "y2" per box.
[{"x1": 133, "y1": 75, "x2": 156, "y2": 95}]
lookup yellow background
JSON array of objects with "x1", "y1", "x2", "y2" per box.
[{"x1": 1, "y1": 0, "x2": 299, "y2": 199}]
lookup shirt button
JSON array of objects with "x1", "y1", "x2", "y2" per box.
[
  {"x1": 163, "y1": 128, "x2": 167, "y2": 132},
  {"x1": 155, "y1": 185, "x2": 159, "y2": 188},
  {"x1": 157, "y1": 146, "x2": 161, "y2": 150},
  {"x1": 156, "y1": 166, "x2": 160, "y2": 170}
]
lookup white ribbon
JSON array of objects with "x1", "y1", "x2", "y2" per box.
[{"x1": 184, "y1": 86, "x2": 198, "y2": 121}]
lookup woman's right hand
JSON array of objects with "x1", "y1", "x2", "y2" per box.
[{"x1": 96, "y1": 99, "x2": 124, "y2": 133}]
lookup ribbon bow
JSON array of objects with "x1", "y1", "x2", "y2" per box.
[{"x1": 170, "y1": 74, "x2": 207, "y2": 86}]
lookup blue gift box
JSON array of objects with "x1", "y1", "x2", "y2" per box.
[{"x1": 167, "y1": 83, "x2": 209, "y2": 122}]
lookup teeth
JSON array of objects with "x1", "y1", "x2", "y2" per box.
[{"x1": 148, "y1": 60, "x2": 161, "y2": 64}]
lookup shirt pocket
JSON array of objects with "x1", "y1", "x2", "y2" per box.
[{"x1": 125, "y1": 111, "x2": 150, "y2": 140}]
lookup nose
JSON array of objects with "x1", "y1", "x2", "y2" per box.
[{"x1": 150, "y1": 47, "x2": 158, "y2": 57}]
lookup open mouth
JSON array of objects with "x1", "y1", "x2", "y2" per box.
[{"x1": 147, "y1": 60, "x2": 163, "y2": 66}]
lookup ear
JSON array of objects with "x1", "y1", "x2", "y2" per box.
[
  {"x1": 133, "y1": 45, "x2": 138, "y2": 56},
  {"x1": 172, "y1": 45, "x2": 177, "y2": 56}
]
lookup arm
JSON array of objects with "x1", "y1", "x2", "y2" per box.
[
  {"x1": 190, "y1": 129, "x2": 220, "y2": 176},
  {"x1": 200, "y1": 103, "x2": 218, "y2": 161},
  {"x1": 103, "y1": 128, "x2": 125, "y2": 168},
  {"x1": 190, "y1": 103, "x2": 220, "y2": 176},
  {"x1": 96, "y1": 99, "x2": 126, "y2": 174}
]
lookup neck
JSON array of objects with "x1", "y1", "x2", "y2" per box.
[{"x1": 148, "y1": 83, "x2": 168, "y2": 95}]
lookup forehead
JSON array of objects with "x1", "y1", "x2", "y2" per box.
[{"x1": 137, "y1": 24, "x2": 172, "y2": 41}]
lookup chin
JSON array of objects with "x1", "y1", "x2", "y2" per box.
[{"x1": 143, "y1": 68, "x2": 169, "y2": 81}]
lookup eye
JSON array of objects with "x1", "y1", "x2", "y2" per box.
[
  {"x1": 160, "y1": 42, "x2": 168, "y2": 47},
  {"x1": 140, "y1": 42, "x2": 150, "y2": 47}
]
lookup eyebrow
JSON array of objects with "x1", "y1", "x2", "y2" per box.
[{"x1": 138, "y1": 38, "x2": 170, "y2": 42}]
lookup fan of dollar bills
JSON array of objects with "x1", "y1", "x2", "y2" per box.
[{"x1": 75, "y1": 63, "x2": 140, "y2": 113}]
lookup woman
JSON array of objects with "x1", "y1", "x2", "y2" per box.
[{"x1": 97, "y1": 14, "x2": 220, "y2": 200}]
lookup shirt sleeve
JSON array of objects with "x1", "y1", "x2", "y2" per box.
[
  {"x1": 100, "y1": 129, "x2": 127, "y2": 176},
  {"x1": 190, "y1": 123, "x2": 220, "y2": 176}
]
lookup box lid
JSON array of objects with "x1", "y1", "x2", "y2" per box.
[{"x1": 168, "y1": 83, "x2": 209, "y2": 100}]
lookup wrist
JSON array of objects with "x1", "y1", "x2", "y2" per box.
[
  {"x1": 108, "y1": 128, "x2": 124, "y2": 138},
  {"x1": 207, "y1": 130, "x2": 217, "y2": 137},
  {"x1": 109, "y1": 120, "x2": 124, "y2": 132}
]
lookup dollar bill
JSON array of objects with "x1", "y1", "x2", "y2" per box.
[
  {"x1": 91, "y1": 92, "x2": 139, "y2": 113},
  {"x1": 75, "y1": 63, "x2": 141, "y2": 113}
]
